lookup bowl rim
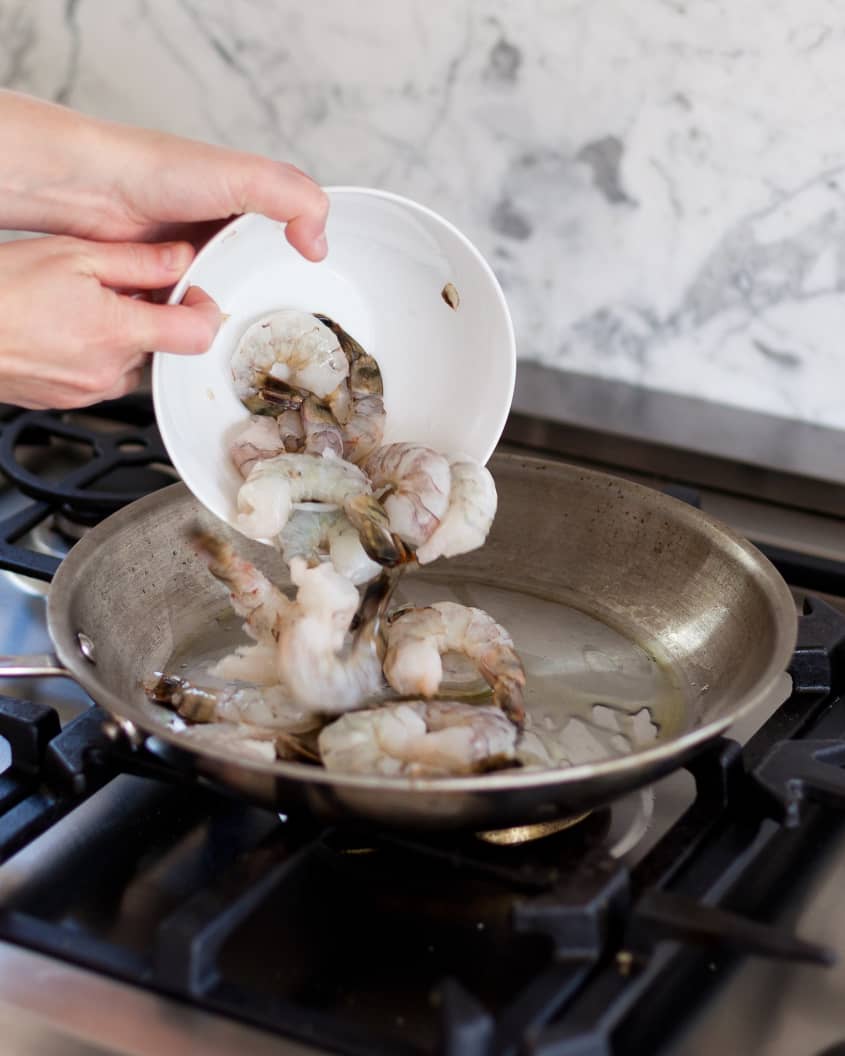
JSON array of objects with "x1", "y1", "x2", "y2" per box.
[{"x1": 155, "y1": 184, "x2": 517, "y2": 466}]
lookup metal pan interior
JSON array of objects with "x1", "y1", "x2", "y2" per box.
[{"x1": 44, "y1": 455, "x2": 797, "y2": 828}]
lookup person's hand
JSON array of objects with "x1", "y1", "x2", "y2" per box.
[
  {"x1": 0, "y1": 235, "x2": 222, "y2": 409},
  {"x1": 0, "y1": 90, "x2": 329, "y2": 261}
]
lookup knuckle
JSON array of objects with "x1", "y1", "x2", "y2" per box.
[
  {"x1": 278, "y1": 162, "x2": 329, "y2": 209},
  {"x1": 313, "y1": 186, "x2": 330, "y2": 220}
]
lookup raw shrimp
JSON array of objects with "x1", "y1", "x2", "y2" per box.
[
  {"x1": 208, "y1": 640, "x2": 278, "y2": 684},
  {"x1": 273, "y1": 557, "x2": 395, "y2": 713},
  {"x1": 415, "y1": 457, "x2": 497, "y2": 564},
  {"x1": 231, "y1": 309, "x2": 348, "y2": 402},
  {"x1": 229, "y1": 415, "x2": 286, "y2": 478},
  {"x1": 361, "y1": 443, "x2": 451, "y2": 548},
  {"x1": 301, "y1": 395, "x2": 344, "y2": 458},
  {"x1": 168, "y1": 722, "x2": 280, "y2": 763},
  {"x1": 236, "y1": 452, "x2": 370, "y2": 540},
  {"x1": 317, "y1": 314, "x2": 386, "y2": 463},
  {"x1": 343, "y1": 493, "x2": 412, "y2": 568},
  {"x1": 190, "y1": 529, "x2": 291, "y2": 643},
  {"x1": 242, "y1": 377, "x2": 307, "y2": 417},
  {"x1": 236, "y1": 452, "x2": 408, "y2": 568},
  {"x1": 285, "y1": 555, "x2": 361, "y2": 651},
  {"x1": 144, "y1": 673, "x2": 319, "y2": 733},
  {"x1": 383, "y1": 601, "x2": 526, "y2": 723},
  {"x1": 342, "y1": 392, "x2": 385, "y2": 465},
  {"x1": 317, "y1": 699, "x2": 518, "y2": 777},
  {"x1": 279, "y1": 507, "x2": 381, "y2": 585},
  {"x1": 277, "y1": 408, "x2": 305, "y2": 452},
  {"x1": 191, "y1": 527, "x2": 396, "y2": 715}
]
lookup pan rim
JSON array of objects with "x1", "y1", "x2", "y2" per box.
[{"x1": 46, "y1": 456, "x2": 799, "y2": 796}]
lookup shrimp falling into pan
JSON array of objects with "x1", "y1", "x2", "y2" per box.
[
  {"x1": 144, "y1": 528, "x2": 528, "y2": 775},
  {"x1": 145, "y1": 305, "x2": 525, "y2": 777}
]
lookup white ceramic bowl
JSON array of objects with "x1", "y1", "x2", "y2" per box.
[{"x1": 152, "y1": 186, "x2": 516, "y2": 532}]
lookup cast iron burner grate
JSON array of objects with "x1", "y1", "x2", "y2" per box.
[
  {"x1": 0, "y1": 598, "x2": 843, "y2": 1054},
  {"x1": 0, "y1": 395, "x2": 174, "y2": 581}
]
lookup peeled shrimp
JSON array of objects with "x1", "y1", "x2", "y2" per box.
[
  {"x1": 317, "y1": 314, "x2": 386, "y2": 464},
  {"x1": 277, "y1": 408, "x2": 305, "y2": 452},
  {"x1": 383, "y1": 601, "x2": 526, "y2": 723},
  {"x1": 229, "y1": 415, "x2": 286, "y2": 478},
  {"x1": 144, "y1": 673, "x2": 319, "y2": 733},
  {"x1": 190, "y1": 530, "x2": 292, "y2": 643},
  {"x1": 236, "y1": 452, "x2": 408, "y2": 567},
  {"x1": 361, "y1": 443, "x2": 451, "y2": 547},
  {"x1": 301, "y1": 395, "x2": 344, "y2": 458},
  {"x1": 317, "y1": 699, "x2": 518, "y2": 777},
  {"x1": 273, "y1": 557, "x2": 389, "y2": 713},
  {"x1": 286, "y1": 555, "x2": 361, "y2": 651},
  {"x1": 415, "y1": 457, "x2": 497, "y2": 564},
  {"x1": 192, "y1": 529, "x2": 396, "y2": 715},
  {"x1": 208, "y1": 640, "x2": 279, "y2": 684},
  {"x1": 279, "y1": 508, "x2": 381, "y2": 585},
  {"x1": 168, "y1": 722, "x2": 281, "y2": 763},
  {"x1": 236, "y1": 452, "x2": 370, "y2": 540},
  {"x1": 231, "y1": 309, "x2": 348, "y2": 402}
]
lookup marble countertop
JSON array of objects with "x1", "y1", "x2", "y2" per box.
[{"x1": 2, "y1": 0, "x2": 845, "y2": 431}]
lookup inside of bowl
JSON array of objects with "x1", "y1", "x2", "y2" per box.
[{"x1": 152, "y1": 190, "x2": 515, "y2": 530}]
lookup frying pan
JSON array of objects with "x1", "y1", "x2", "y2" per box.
[{"x1": 0, "y1": 454, "x2": 797, "y2": 832}]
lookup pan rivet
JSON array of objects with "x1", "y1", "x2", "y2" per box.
[
  {"x1": 102, "y1": 720, "x2": 120, "y2": 741},
  {"x1": 616, "y1": 950, "x2": 635, "y2": 977},
  {"x1": 102, "y1": 716, "x2": 143, "y2": 749},
  {"x1": 77, "y1": 633, "x2": 96, "y2": 663}
]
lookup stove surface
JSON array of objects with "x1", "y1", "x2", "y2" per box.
[{"x1": 0, "y1": 381, "x2": 845, "y2": 1055}]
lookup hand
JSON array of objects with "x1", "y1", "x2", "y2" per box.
[
  {"x1": 0, "y1": 235, "x2": 221, "y2": 409},
  {"x1": 0, "y1": 90, "x2": 329, "y2": 261}
]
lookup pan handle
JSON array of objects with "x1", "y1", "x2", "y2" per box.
[{"x1": 0, "y1": 654, "x2": 70, "y2": 677}]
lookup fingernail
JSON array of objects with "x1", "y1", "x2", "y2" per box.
[{"x1": 313, "y1": 232, "x2": 328, "y2": 258}]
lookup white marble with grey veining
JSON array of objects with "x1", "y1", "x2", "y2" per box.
[{"x1": 3, "y1": 0, "x2": 845, "y2": 429}]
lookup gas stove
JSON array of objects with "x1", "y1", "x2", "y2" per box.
[{"x1": 1, "y1": 368, "x2": 845, "y2": 1055}]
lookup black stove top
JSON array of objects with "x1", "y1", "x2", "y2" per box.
[{"x1": 1, "y1": 392, "x2": 845, "y2": 1055}]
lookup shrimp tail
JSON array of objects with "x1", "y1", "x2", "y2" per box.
[
  {"x1": 350, "y1": 566, "x2": 404, "y2": 663},
  {"x1": 275, "y1": 731, "x2": 322, "y2": 764},
  {"x1": 343, "y1": 494, "x2": 413, "y2": 568},
  {"x1": 492, "y1": 678, "x2": 526, "y2": 726},
  {"x1": 186, "y1": 523, "x2": 291, "y2": 642},
  {"x1": 187, "y1": 525, "x2": 231, "y2": 571},
  {"x1": 143, "y1": 673, "x2": 219, "y2": 722},
  {"x1": 481, "y1": 651, "x2": 527, "y2": 726},
  {"x1": 243, "y1": 376, "x2": 308, "y2": 416}
]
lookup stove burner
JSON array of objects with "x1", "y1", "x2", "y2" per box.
[
  {"x1": 476, "y1": 813, "x2": 591, "y2": 845},
  {"x1": 0, "y1": 395, "x2": 174, "y2": 513},
  {"x1": 2, "y1": 394, "x2": 845, "y2": 1053},
  {"x1": 0, "y1": 395, "x2": 177, "y2": 589},
  {"x1": 0, "y1": 594, "x2": 840, "y2": 1056}
]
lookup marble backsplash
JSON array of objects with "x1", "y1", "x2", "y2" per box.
[{"x1": 3, "y1": 0, "x2": 845, "y2": 429}]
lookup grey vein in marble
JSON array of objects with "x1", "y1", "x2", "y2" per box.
[{"x1": 1, "y1": 0, "x2": 845, "y2": 429}]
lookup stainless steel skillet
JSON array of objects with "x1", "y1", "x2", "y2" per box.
[{"x1": 0, "y1": 454, "x2": 797, "y2": 832}]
